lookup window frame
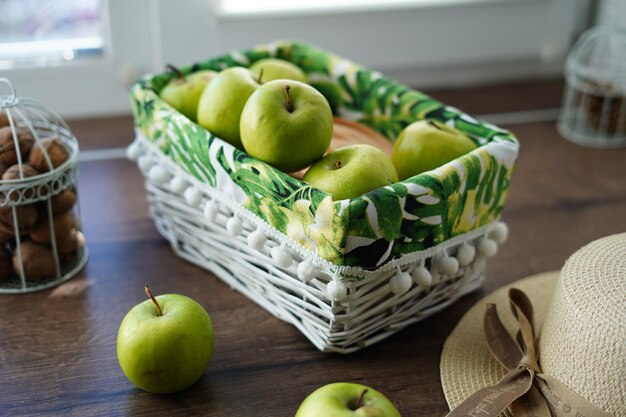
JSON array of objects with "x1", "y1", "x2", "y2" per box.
[{"x1": 0, "y1": 0, "x2": 590, "y2": 118}]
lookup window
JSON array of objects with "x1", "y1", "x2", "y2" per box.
[
  {"x1": 0, "y1": 0, "x2": 105, "y2": 69},
  {"x1": 0, "y1": 1, "x2": 154, "y2": 117},
  {"x1": 0, "y1": 0, "x2": 585, "y2": 118}
]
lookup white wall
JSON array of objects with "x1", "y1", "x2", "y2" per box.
[
  {"x1": 158, "y1": 0, "x2": 591, "y2": 88},
  {"x1": 0, "y1": 0, "x2": 592, "y2": 118},
  {"x1": 597, "y1": 0, "x2": 626, "y2": 27}
]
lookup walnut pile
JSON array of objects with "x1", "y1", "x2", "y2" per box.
[
  {"x1": 2, "y1": 208, "x2": 83, "y2": 281},
  {"x1": 577, "y1": 80, "x2": 625, "y2": 134},
  {"x1": 0, "y1": 124, "x2": 82, "y2": 282}
]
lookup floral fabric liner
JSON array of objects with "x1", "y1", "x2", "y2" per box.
[{"x1": 131, "y1": 40, "x2": 519, "y2": 271}]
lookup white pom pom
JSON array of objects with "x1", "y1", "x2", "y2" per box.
[
  {"x1": 226, "y1": 216, "x2": 243, "y2": 236},
  {"x1": 390, "y1": 272, "x2": 412, "y2": 295},
  {"x1": 297, "y1": 261, "x2": 316, "y2": 282},
  {"x1": 126, "y1": 141, "x2": 142, "y2": 161},
  {"x1": 138, "y1": 155, "x2": 155, "y2": 172},
  {"x1": 477, "y1": 238, "x2": 498, "y2": 257},
  {"x1": 490, "y1": 222, "x2": 509, "y2": 244},
  {"x1": 170, "y1": 176, "x2": 189, "y2": 194},
  {"x1": 474, "y1": 255, "x2": 487, "y2": 270},
  {"x1": 271, "y1": 246, "x2": 292, "y2": 268},
  {"x1": 148, "y1": 166, "x2": 172, "y2": 184},
  {"x1": 411, "y1": 265, "x2": 432, "y2": 287},
  {"x1": 247, "y1": 229, "x2": 266, "y2": 250},
  {"x1": 203, "y1": 201, "x2": 219, "y2": 222},
  {"x1": 439, "y1": 255, "x2": 459, "y2": 275},
  {"x1": 184, "y1": 187, "x2": 203, "y2": 206},
  {"x1": 457, "y1": 243, "x2": 475, "y2": 267},
  {"x1": 327, "y1": 280, "x2": 347, "y2": 301}
]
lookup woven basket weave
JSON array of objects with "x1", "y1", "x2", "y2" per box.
[{"x1": 129, "y1": 41, "x2": 518, "y2": 353}]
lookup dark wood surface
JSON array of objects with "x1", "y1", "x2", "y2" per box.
[{"x1": 2, "y1": 79, "x2": 625, "y2": 417}]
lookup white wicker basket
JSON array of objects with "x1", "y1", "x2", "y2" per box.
[
  {"x1": 128, "y1": 133, "x2": 507, "y2": 353},
  {"x1": 129, "y1": 41, "x2": 517, "y2": 352}
]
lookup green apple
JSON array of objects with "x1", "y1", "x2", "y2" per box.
[
  {"x1": 295, "y1": 382, "x2": 401, "y2": 417},
  {"x1": 303, "y1": 144, "x2": 398, "y2": 200},
  {"x1": 391, "y1": 119, "x2": 477, "y2": 180},
  {"x1": 117, "y1": 286, "x2": 214, "y2": 394},
  {"x1": 160, "y1": 65, "x2": 217, "y2": 122},
  {"x1": 240, "y1": 80, "x2": 333, "y2": 173},
  {"x1": 197, "y1": 67, "x2": 260, "y2": 149},
  {"x1": 249, "y1": 58, "x2": 308, "y2": 84}
]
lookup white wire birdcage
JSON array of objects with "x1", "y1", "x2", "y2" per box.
[
  {"x1": 0, "y1": 78, "x2": 87, "y2": 293},
  {"x1": 558, "y1": 25, "x2": 626, "y2": 148}
]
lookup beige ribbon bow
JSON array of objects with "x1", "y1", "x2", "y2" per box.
[{"x1": 445, "y1": 288, "x2": 613, "y2": 417}]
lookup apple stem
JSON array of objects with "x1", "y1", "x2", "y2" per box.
[
  {"x1": 428, "y1": 119, "x2": 442, "y2": 130},
  {"x1": 285, "y1": 85, "x2": 294, "y2": 113},
  {"x1": 144, "y1": 285, "x2": 163, "y2": 317},
  {"x1": 166, "y1": 64, "x2": 186, "y2": 81},
  {"x1": 257, "y1": 68, "x2": 264, "y2": 84},
  {"x1": 335, "y1": 160, "x2": 342, "y2": 169},
  {"x1": 354, "y1": 389, "x2": 368, "y2": 409}
]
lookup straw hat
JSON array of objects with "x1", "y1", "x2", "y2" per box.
[{"x1": 440, "y1": 233, "x2": 626, "y2": 417}]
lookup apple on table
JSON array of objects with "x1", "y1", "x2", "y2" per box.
[
  {"x1": 117, "y1": 285, "x2": 214, "y2": 394},
  {"x1": 295, "y1": 382, "x2": 402, "y2": 417}
]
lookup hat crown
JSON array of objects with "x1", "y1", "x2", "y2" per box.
[{"x1": 540, "y1": 233, "x2": 626, "y2": 417}]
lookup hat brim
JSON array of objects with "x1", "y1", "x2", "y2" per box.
[{"x1": 440, "y1": 271, "x2": 560, "y2": 416}]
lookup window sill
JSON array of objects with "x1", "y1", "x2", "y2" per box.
[{"x1": 216, "y1": 0, "x2": 535, "y2": 21}]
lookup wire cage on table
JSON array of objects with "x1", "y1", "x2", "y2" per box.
[
  {"x1": 128, "y1": 41, "x2": 518, "y2": 353},
  {"x1": 558, "y1": 25, "x2": 626, "y2": 148},
  {"x1": 0, "y1": 78, "x2": 87, "y2": 294}
]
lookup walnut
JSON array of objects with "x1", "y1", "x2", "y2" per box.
[
  {"x1": 30, "y1": 211, "x2": 76, "y2": 244},
  {"x1": 13, "y1": 241, "x2": 56, "y2": 281},
  {"x1": 0, "y1": 204, "x2": 38, "y2": 234},
  {"x1": 0, "y1": 110, "x2": 8, "y2": 128},
  {"x1": 56, "y1": 229, "x2": 84, "y2": 262},
  {"x1": 0, "y1": 126, "x2": 34, "y2": 166},
  {"x1": 50, "y1": 189, "x2": 77, "y2": 214},
  {"x1": 2, "y1": 163, "x2": 39, "y2": 181},
  {"x1": 28, "y1": 138, "x2": 69, "y2": 172},
  {"x1": 0, "y1": 162, "x2": 8, "y2": 179},
  {"x1": 2, "y1": 164, "x2": 40, "y2": 201}
]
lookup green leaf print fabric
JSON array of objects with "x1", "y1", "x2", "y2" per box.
[{"x1": 131, "y1": 40, "x2": 519, "y2": 271}]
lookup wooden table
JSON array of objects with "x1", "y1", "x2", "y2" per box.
[{"x1": 2, "y1": 80, "x2": 625, "y2": 417}]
